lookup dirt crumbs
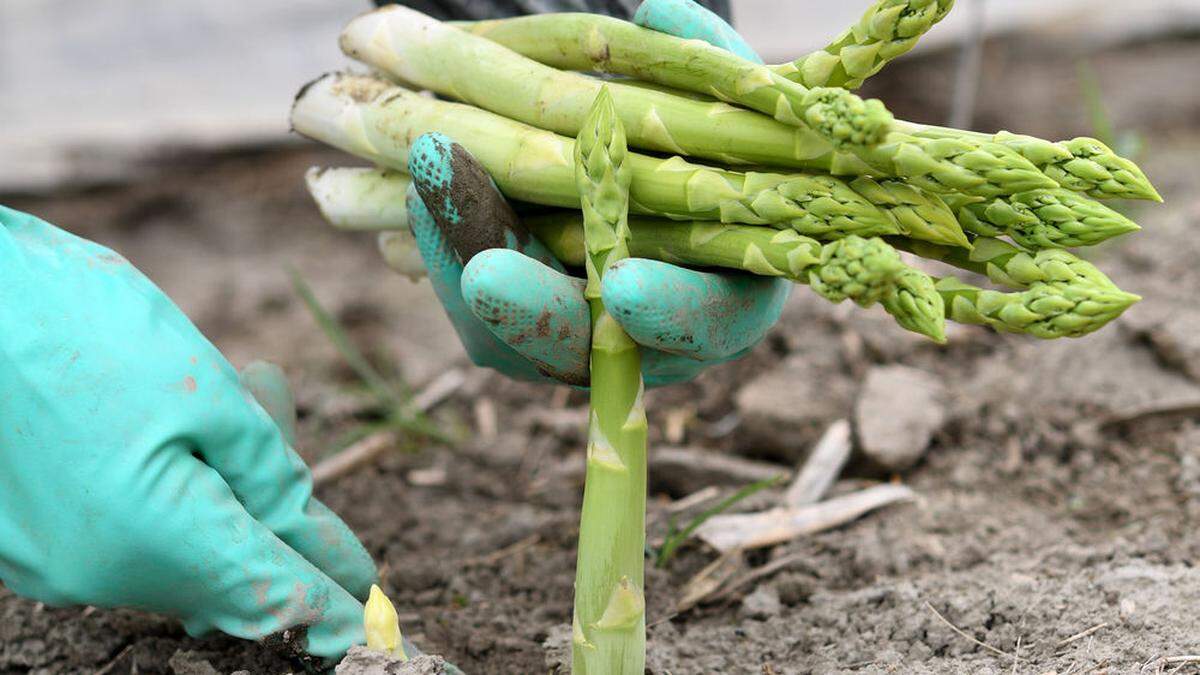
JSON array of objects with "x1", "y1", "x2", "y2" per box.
[{"x1": 335, "y1": 647, "x2": 447, "y2": 675}]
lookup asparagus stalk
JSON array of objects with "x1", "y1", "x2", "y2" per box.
[
  {"x1": 943, "y1": 188, "x2": 1140, "y2": 249},
  {"x1": 528, "y1": 213, "x2": 1135, "y2": 339},
  {"x1": 936, "y1": 275, "x2": 1139, "y2": 338},
  {"x1": 526, "y1": 213, "x2": 946, "y2": 341},
  {"x1": 896, "y1": 126, "x2": 1162, "y2": 201},
  {"x1": 290, "y1": 73, "x2": 977, "y2": 245},
  {"x1": 891, "y1": 236, "x2": 1139, "y2": 334},
  {"x1": 455, "y1": 16, "x2": 1063, "y2": 201},
  {"x1": 458, "y1": 12, "x2": 894, "y2": 150},
  {"x1": 571, "y1": 88, "x2": 648, "y2": 675},
  {"x1": 302, "y1": 162, "x2": 973, "y2": 254},
  {"x1": 304, "y1": 167, "x2": 409, "y2": 231},
  {"x1": 894, "y1": 235, "x2": 1126, "y2": 290},
  {"x1": 774, "y1": 0, "x2": 956, "y2": 89},
  {"x1": 446, "y1": 11, "x2": 1154, "y2": 201}
]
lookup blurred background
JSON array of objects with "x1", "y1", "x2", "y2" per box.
[{"x1": 3, "y1": 0, "x2": 1199, "y2": 190}]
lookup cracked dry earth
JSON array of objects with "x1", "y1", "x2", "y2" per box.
[{"x1": 4, "y1": 46, "x2": 1200, "y2": 675}]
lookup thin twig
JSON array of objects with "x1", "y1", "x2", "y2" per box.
[
  {"x1": 1056, "y1": 622, "x2": 1108, "y2": 648},
  {"x1": 95, "y1": 645, "x2": 135, "y2": 675},
  {"x1": 924, "y1": 601, "x2": 1013, "y2": 659},
  {"x1": 1143, "y1": 655, "x2": 1200, "y2": 672},
  {"x1": 666, "y1": 486, "x2": 721, "y2": 514},
  {"x1": 461, "y1": 534, "x2": 541, "y2": 567}
]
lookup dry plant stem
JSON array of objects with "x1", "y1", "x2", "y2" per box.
[
  {"x1": 784, "y1": 419, "x2": 853, "y2": 506},
  {"x1": 571, "y1": 87, "x2": 647, "y2": 675},
  {"x1": 695, "y1": 483, "x2": 916, "y2": 552}
]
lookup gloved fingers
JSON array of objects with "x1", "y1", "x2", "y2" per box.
[
  {"x1": 601, "y1": 258, "x2": 792, "y2": 362},
  {"x1": 634, "y1": 0, "x2": 764, "y2": 63},
  {"x1": 164, "y1": 458, "x2": 366, "y2": 662},
  {"x1": 460, "y1": 250, "x2": 757, "y2": 389},
  {"x1": 407, "y1": 184, "x2": 549, "y2": 381},
  {"x1": 461, "y1": 248, "x2": 591, "y2": 386},
  {"x1": 191, "y1": 385, "x2": 377, "y2": 604},
  {"x1": 239, "y1": 360, "x2": 298, "y2": 447},
  {"x1": 641, "y1": 349, "x2": 714, "y2": 388},
  {"x1": 407, "y1": 131, "x2": 562, "y2": 270}
]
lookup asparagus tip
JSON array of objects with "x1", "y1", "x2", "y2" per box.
[{"x1": 803, "y1": 88, "x2": 894, "y2": 150}]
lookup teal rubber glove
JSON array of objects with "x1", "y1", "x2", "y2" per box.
[
  {"x1": 403, "y1": 0, "x2": 790, "y2": 387},
  {"x1": 0, "y1": 205, "x2": 377, "y2": 665}
]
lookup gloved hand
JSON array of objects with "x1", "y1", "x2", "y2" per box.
[
  {"x1": 397, "y1": 0, "x2": 791, "y2": 387},
  {"x1": 0, "y1": 205, "x2": 377, "y2": 665}
]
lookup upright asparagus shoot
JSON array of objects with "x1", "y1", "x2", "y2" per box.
[
  {"x1": 572, "y1": 87, "x2": 648, "y2": 674},
  {"x1": 364, "y1": 584, "x2": 408, "y2": 661}
]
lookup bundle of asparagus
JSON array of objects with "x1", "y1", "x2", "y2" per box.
[
  {"x1": 293, "y1": 1, "x2": 1155, "y2": 344},
  {"x1": 293, "y1": 1, "x2": 1157, "y2": 670}
]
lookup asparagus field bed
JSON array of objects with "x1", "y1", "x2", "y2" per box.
[{"x1": 3, "y1": 134, "x2": 1200, "y2": 673}]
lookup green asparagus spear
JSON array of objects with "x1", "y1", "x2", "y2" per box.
[
  {"x1": 571, "y1": 87, "x2": 648, "y2": 675},
  {"x1": 882, "y1": 268, "x2": 947, "y2": 343},
  {"x1": 442, "y1": 11, "x2": 1155, "y2": 202},
  {"x1": 936, "y1": 276, "x2": 1139, "y2": 338},
  {"x1": 290, "y1": 73, "x2": 977, "y2": 245},
  {"x1": 458, "y1": 12, "x2": 894, "y2": 150},
  {"x1": 943, "y1": 188, "x2": 1140, "y2": 249},
  {"x1": 528, "y1": 213, "x2": 1134, "y2": 339},
  {"x1": 348, "y1": 9, "x2": 1153, "y2": 205},
  {"x1": 526, "y1": 213, "x2": 946, "y2": 341},
  {"x1": 896, "y1": 126, "x2": 1162, "y2": 201},
  {"x1": 775, "y1": 0, "x2": 956, "y2": 89},
  {"x1": 894, "y1": 235, "x2": 1123, "y2": 290},
  {"x1": 851, "y1": 132, "x2": 1059, "y2": 199},
  {"x1": 809, "y1": 235, "x2": 905, "y2": 306}
]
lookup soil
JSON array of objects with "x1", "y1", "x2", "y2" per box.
[{"x1": 3, "y1": 35, "x2": 1200, "y2": 675}]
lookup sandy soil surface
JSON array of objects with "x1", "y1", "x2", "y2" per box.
[{"x1": 2, "y1": 36, "x2": 1200, "y2": 675}]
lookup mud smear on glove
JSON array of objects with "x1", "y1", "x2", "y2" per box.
[
  {"x1": 261, "y1": 624, "x2": 323, "y2": 673},
  {"x1": 413, "y1": 140, "x2": 531, "y2": 264}
]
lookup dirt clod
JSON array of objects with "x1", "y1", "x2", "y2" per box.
[
  {"x1": 335, "y1": 647, "x2": 448, "y2": 675},
  {"x1": 855, "y1": 365, "x2": 947, "y2": 472}
]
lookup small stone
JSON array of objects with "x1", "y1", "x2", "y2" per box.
[
  {"x1": 1119, "y1": 597, "x2": 1138, "y2": 622},
  {"x1": 739, "y1": 585, "x2": 782, "y2": 620},
  {"x1": 1123, "y1": 299, "x2": 1200, "y2": 382},
  {"x1": 854, "y1": 365, "x2": 947, "y2": 472},
  {"x1": 168, "y1": 651, "x2": 221, "y2": 675}
]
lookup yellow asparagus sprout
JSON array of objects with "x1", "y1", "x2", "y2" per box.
[{"x1": 364, "y1": 584, "x2": 408, "y2": 661}]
